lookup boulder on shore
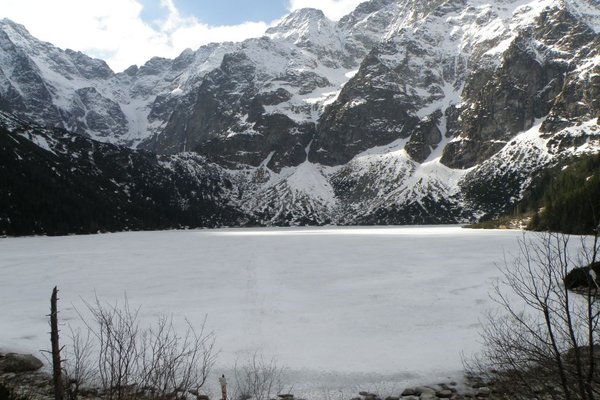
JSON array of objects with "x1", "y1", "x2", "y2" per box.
[{"x1": 0, "y1": 353, "x2": 43, "y2": 373}]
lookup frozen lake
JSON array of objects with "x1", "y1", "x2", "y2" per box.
[{"x1": 0, "y1": 226, "x2": 526, "y2": 398}]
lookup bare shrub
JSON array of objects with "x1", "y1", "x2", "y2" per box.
[
  {"x1": 64, "y1": 296, "x2": 216, "y2": 400},
  {"x1": 232, "y1": 353, "x2": 287, "y2": 400},
  {"x1": 63, "y1": 327, "x2": 94, "y2": 400},
  {"x1": 468, "y1": 230, "x2": 600, "y2": 400},
  {"x1": 84, "y1": 297, "x2": 140, "y2": 400},
  {"x1": 138, "y1": 316, "x2": 216, "y2": 400}
]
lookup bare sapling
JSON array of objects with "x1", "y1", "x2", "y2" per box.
[{"x1": 232, "y1": 353, "x2": 287, "y2": 400}]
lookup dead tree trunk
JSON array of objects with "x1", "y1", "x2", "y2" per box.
[{"x1": 51, "y1": 286, "x2": 64, "y2": 400}]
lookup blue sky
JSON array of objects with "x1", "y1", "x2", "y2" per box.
[{"x1": 148, "y1": 0, "x2": 290, "y2": 25}]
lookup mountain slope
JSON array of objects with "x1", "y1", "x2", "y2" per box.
[
  {"x1": 0, "y1": 0, "x2": 599, "y2": 232},
  {"x1": 0, "y1": 112, "x2": 245, "y2": 235}
]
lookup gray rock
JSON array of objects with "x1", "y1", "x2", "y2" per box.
[
  {"x1": 0, "y1": 353, "x2": 43, "y2": 373},
  {"x1": 401, "y1": 388, "x2": 417, "y2": 396},
  {"x1": 436, "y1": 389, "x2": 453, "y2": 398},
  {"x1": 419, "y1": 393, "x2": 437, "y2": 400},
  {"x1": 405, "y1": 112, "x2": 443, "y2": 163},
  {"x1": 415, "y1": 387, "x2": 436, "y2": 395}
]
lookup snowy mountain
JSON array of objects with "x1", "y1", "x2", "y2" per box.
[
  {"x1": 0, "y1": 112, "x2": 245, "y2": 235},
  {"x1": 0, "y1": 0, "x2": 599, "y2": 232}
]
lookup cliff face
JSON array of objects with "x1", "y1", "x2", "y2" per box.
[{"x1": 0, "y1": 0, "x2": 599, "y2": 230}]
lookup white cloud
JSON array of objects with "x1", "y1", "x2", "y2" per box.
[
  {"x1": 0, "y1": 0, "x2": 270, "y2": 72},
  {"x1": 288, "y1": 0, "x2": 367, "y2": 20}
]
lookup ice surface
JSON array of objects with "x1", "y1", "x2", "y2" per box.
[{"x1": 0, "y1": 226, "x2": 543, "y2": 397}]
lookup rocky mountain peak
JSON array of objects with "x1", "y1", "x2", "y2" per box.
[
  {"x1": 0, "y1": 18, "x2": 34, "y2": 44},
  {"x1": 0, "y1": 18, "x2": 113, "y2": 78},
  {"x1": 339, "y1": 0, "x2": 397, "y2": 23},
  {"x1": 335, "y1": 0, "x2": 442, "y2": 60},
  {"x1": 266, "y1": 8, "x2": 340, "y2": 52},
  {"x1": 267, "y1": 8, "x2": 329, "y2": 35}
]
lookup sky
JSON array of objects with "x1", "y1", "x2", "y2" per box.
[{"x1": 1, "y1": 0, "x2": 367, "y2": 72}]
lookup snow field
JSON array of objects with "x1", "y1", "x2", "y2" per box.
[{"x1": 0, "y1": 226, "x2": 550, "y2": 398}]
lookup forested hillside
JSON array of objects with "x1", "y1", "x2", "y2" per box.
[{"x1": 524, "y1": 153, "x2": 600, "y2": 234}]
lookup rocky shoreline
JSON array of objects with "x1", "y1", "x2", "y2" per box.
[
  {"x1": 1, "y1": 353, "x2": 499, "y2": 400},
  {"x1": 354, "y1": 379, "x2": 495, "y2": 400}
]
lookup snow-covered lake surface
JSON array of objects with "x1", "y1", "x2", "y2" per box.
[{"x1": 0, "y1": 226, "x2": 528, "y2": 398}]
